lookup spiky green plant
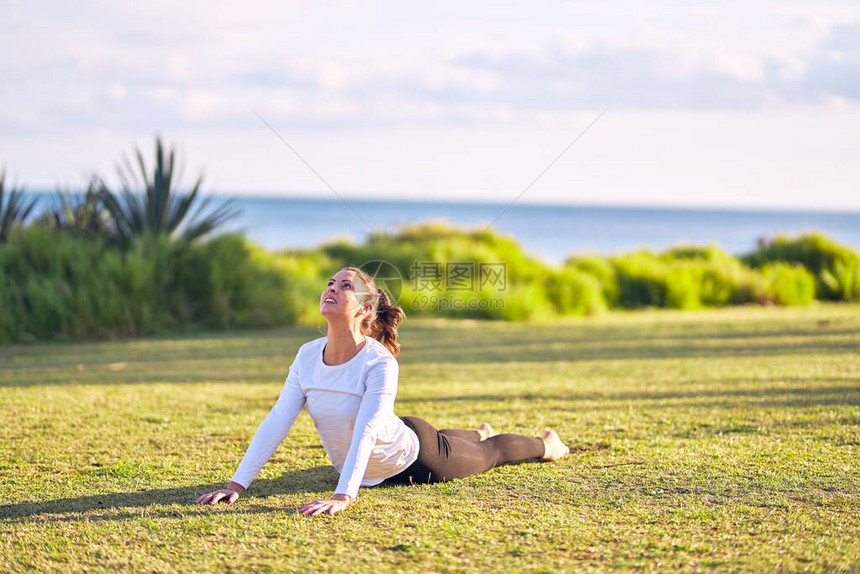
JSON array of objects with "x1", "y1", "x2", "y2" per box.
[
  {"x1": 0, "y1": 170, "x2": 38, "y2": 242},
  {"x1": 96, "y1": 137, "x2": 240, "y2": 248},
  {"x1": 38, "y1": 178, "x2": 110, "y2": 238},
  {"x1": 821, "y1": 258, "x2": 860, "y2": 301}
]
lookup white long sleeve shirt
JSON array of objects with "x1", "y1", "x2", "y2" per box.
[{"x1": 230, "y1": 335, "x2": 419, "y2": 500}]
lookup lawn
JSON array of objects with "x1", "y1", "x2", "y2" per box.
[{"x1": 1, "y1": 305, "x2": 858, "y2": 572}]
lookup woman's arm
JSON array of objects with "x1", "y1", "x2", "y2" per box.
[
  {"x1": 230, "y1": 358, "x2": 306, "y2": 489},
  {"x1": 197, "y1": 349, "x2": 305, "y2": 504},
  {"x1": 298, "y1": 357, "x2": 398, "y2": 515},
  {"x1": 196, "y1": 354, "x2": 306, "y2": 505}
]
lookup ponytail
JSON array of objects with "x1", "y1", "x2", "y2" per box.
[
  {"x1": 342, "y1": 266, "x2": 406, "y2": 357},
  {"x1": 367, "y1": 287, "x2": 405, "y2": 357}
]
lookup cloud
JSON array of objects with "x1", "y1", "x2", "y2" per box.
[
  {"x1": 432, "y1": 25, "x2": 860, "y2": 111},
  {"x1": 803, "y1": 23, "x2": 860, "y2": 100},
  {"x1": 2, "y1": 4, "x2": 860, "y2": 134},
  {"x1": 198, "y1": 19, "x2": 860, "y2": 125}
]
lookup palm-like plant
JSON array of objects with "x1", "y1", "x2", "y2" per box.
[
  {"x1": 821, "y1": 259, "x2": 860, "y2": 301},
  {"x1": 0, "y1": 170, "x2": 39, "y2": 242},
  {"x1": 39, "y1": 178, "x2": 110, "y2": 238},
  {"x1": 96, "y1": 137, "x2": 240, "y2": 247}
]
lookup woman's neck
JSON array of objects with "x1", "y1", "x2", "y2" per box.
[{"x1": 323, "y1": 325, "x2": 367, "y2": 365}]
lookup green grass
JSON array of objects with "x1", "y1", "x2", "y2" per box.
[{"x1": 1, "y1": 305, "x2": 859, "y2": 572}]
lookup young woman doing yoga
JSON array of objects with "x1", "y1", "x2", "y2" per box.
[{"x1": 195, "y1": 266, "x2": 570, "y2": 515}]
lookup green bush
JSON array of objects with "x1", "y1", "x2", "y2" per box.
[
  {"x1": 610, "y1": 251, "x2": 669, "y2": 308},
  {"x1": 320, "y1": 221, "x2": 557, "y2": 321},
  {"x1": 676, "y1": 257, "x2": 767, "y2": 308},
  {"x1": 0, "y1": 226, "x2": 305, "y2": 344},
  {"x1": 820, "y1": 258, "x2": 860, "y2": 302},
  {"x1": 664, "y1": 262, "x2": 702, "y2": 310},
  {"x1": 493, "y1": 281, "x2": 555, "y2": 321},
  {"x1": 743, "y1": 233, "x2": 860, "y2": 301},
  {"x1": 662, "y1": 243, "x2": 735, "y2": 264},
  {"x1": 171, "y1": 235, "x2": 296, "y2": 330},
  {"x1": 545, "y1": 267, "x2": 607, "y2": 316},
  {"x1": 589, "y1": 247, "x2": 774, "y2": 310},
  {"x1": 3, "y1": 220, "x2": 858, "y2": 346},
  {"x1": 565, "y1": 256, "x2": 619, "y2": 307},
  {"x1": 760, "y1": 263, "x2": 816, "y2": 306},
  {"x1": 0, "y1": 225, "x2": 129, "y2": 340}
]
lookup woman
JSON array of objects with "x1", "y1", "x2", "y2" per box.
[{"x1": 195, "y1": 266, "x2": 570, "y2": 516}]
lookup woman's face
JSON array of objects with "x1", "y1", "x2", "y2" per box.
[{"x1": 320, "y1": 269, "x2": 371, "y2": 323}]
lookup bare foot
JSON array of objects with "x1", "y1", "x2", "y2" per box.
[
  {"x1": 542, "y1": 429, "x2": 570, "y2": 461},
  {"x1": 477, "y1": 422, "x2": 495, "y2": 441}
]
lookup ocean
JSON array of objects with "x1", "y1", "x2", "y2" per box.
[
  {"x1": 217, "y1": 195, "x2": 860, "y2": 264},
  {"x1": 24, "y1": 192, "x2": 860, "y2": 264}
]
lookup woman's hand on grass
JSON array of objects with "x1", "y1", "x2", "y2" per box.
[
  {"x1": 195, "y1": 481, "x2": 245, "y2": 505},
  {"x1": 298, "y1": 493, "x2": 352, "y2": 516}
]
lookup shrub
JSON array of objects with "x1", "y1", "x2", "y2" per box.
[
  {"x1": 0, "y1": 171, "x2": 39, "y2": 242},
  {"x1": 494, "y1": 282, "x2": 555, "y2": 321},
  {"x1": 610, "y1": 251, "x2": 669, "y2": 308},
  {"x1": 3, "y1": 219, "x2": 857, "y2": 346},
  {"x1": 320, "y1": 221, "x2": 558, "y2": 321},
  {"x1": 664, "y1": 263, "x2": 703, "y2": 309},
  {"x1": 660, "y1": 244, "x2": 768, "y2": 308},
  {"x1": 743, "y1": 233, "x2": 860, "y2": 301},
  {"x1": 171, "y1": 234, "x2": 295, "y2": 330},
  {"x1": 820, "y1": 258, "x2": 860, "y2": 302},
  {"x1": 38, "y1": 181, "x2": 110, "y2": 239},
  {"x1": 0, "y1": 226, "x2": 300, "y2": 344},
  {"x1": 600, "y1": 247, "x2": 776, "y2": 310},
  {"x1": 545, "y1": 267, "x2": 607, "y2": 316},
  {"x1": 663, "y1": 243, "x2": 735, "y2": 264},
  {"x1": 681, "y1": 258, "x2": 767, "y2": 307},
  {"x1": 565, "y1": 256, "x2": 619, "y2": 307},
  {"x1": 760, "y1": 263, "x2": 816, "y2": 306},
  {"x1": 0, "y1": 268, "x2": 17, "y2": 344},
  {"x1": 0, "y1": 225, "x2": 115, "y2": 340}
]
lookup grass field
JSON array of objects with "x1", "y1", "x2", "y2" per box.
[{"x1": 1, "y1": 305, "x2": 858, "y2": 572}]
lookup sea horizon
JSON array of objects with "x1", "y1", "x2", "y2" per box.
[{"x1": 24, "y1": 191, "x2": 860, "y2": 264}]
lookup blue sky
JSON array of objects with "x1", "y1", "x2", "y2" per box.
[{"x1": 2, "y1": 1, "x2": 859, "y2": 209}]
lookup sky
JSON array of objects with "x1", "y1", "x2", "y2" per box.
[{"x1": 2, "y1": 0, "x2": 859, "y2": 210}]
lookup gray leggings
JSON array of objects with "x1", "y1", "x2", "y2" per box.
[{"x1": 380, "y1": 416, "x2": 546, "y2": 485}]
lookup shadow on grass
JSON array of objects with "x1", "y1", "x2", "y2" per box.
[
  {"x1": 0, "y1": 466, "x2": 339, "y2": 524},
  {"x1": 404, "y1": 325, "x2": 860, "y2": 350},
  {"x1": 4, "y1": 338, "x2": 860, "y2": 388},
  {"x1": 397, "y1": 382, "x2": 860, "y2": 415},
  {"x1": 3, "y1": 319, "x2": 860, "y2": 388},
  {"x1": 399, "y1": 380, "x2": 860, "y2": 402}
]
